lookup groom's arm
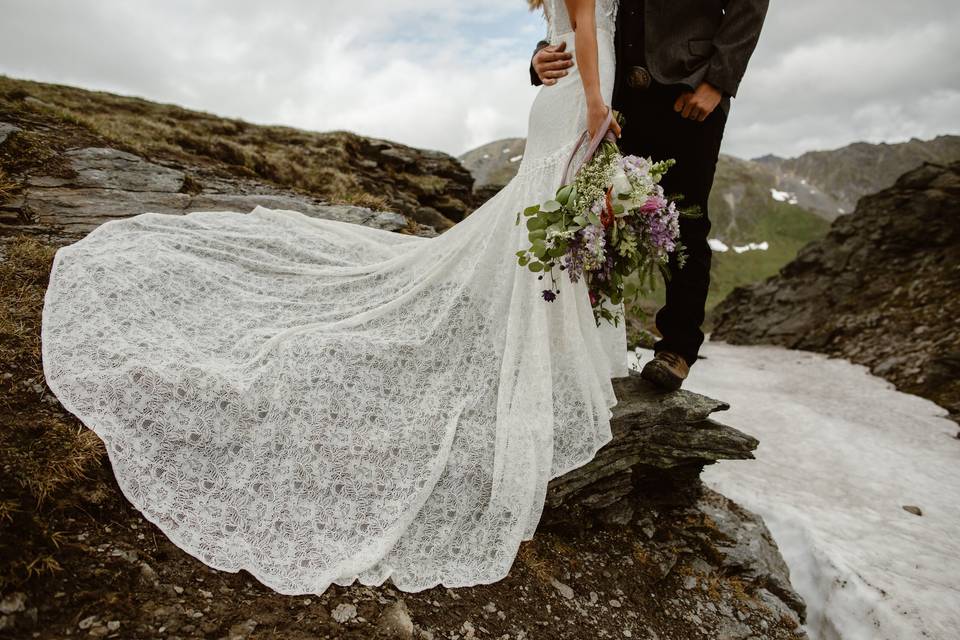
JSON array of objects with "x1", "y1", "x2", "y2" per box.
[
  {"x1": 703, "y1": 0, "x2": 770, "y2": 98},
  {"x1": 530, "y1": 40, "x2": 575, "y2": 87},
  {"x1": 530, "y1": 40, "x2": 550, "y2": 86}
]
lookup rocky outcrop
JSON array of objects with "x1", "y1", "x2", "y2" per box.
[
  {"x1": 713, "y1": 162, "x2": 960, "y2": 423},
  {"x1": 546, "y1": 373, "x2": 753, "y2": 524}
]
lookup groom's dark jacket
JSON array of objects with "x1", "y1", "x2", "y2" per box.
[{"x1": 531, "y1": 0, "x2": 769, "y2": 114}]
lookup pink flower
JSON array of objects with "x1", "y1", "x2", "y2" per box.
[{"x1": 640, "y1": 195, "x2": 667, "y2": 213}]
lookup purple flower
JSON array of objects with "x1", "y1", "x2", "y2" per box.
[{"x1": 542, "y1": 289, "x2": 557, "y2": 302}]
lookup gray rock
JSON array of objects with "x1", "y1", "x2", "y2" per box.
[
  {"x1": 545, "y1": 371, "x2": 754, "y2": 519},
  {"x1": 48, "y1": 147, "x2": 186, "y2": 192},
  {"x1": 26, "y1": 186, "x2": 192, "y2": 232},
  {"x1": 331, "y1": 602, "x2": 357, "y2": 623},
  {"x1": 902, "y1": 505, "x2": 923, "y2": 516},
  {"x1": 0, "y1": 122, "x2": 20, "y2": 145},
  {"x1": 12, "y1": 146, "x2": 418, "y2": 237},
  {"x1": 696, "y1": 489, "x2": 806, "y2": 620},
  {"x1": 0, "y1": 592, "x2": 26, "y2": 615},
  {"x1": 226, "y1": 618, "x2": 258, "y2": 640},
  {"x1": 550, "y1": 578, "x2": 574, "y2": 600},
  {"x1": 78, "y1": 614, "x2": 98, "y2": 629},
  {"x1": 376, "y1": 599, "x2": 415, "y2": 639}
]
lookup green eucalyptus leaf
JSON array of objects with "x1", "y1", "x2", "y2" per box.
[
  {"x1": 541, "y1": 199, "x2": 561, "y2": 213},
  {"x1": 526, "y1": 217, "x2": 546, "y2": 231}
]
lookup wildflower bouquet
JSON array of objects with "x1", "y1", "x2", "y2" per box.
[{"x1": 514, "y1": 113, "x2": 692, "y2": 327}]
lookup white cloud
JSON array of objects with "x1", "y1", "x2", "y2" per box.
[
  {"x1": 724, "y1": 1, "x2": 960, "y2": 158},
  {"x1": 0, "y1": 0, "x2": 544, "y2": 154}
]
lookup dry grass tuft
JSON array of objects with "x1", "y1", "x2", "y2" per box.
[
  {"x1": 0, "y1": 168, "x2": 18, "y2": 201},
  {"x1": 0, "y1": 235, "x2": 57, "y2": 378},
  {"x1": 333, "y1": 191, "x2": 391, "y2": 211},
  {"x1": 517, "y1": 540, "x2": 554, "y2": 584},
  {"x1": 0, "y1": 234, "x2": 107, "y2": 588}
]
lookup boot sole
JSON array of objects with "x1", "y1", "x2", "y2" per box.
[{"x1": 640, "y1": 362, "x2": 684, "y2": 392}]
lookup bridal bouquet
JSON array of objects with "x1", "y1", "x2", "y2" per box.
[{"x1": 514, "y1": 127, "x2": 692, "y2": 327}]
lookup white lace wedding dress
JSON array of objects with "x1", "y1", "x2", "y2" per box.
[{"x1": 41, "y1": 0, "x2": 625, "y2": 595}]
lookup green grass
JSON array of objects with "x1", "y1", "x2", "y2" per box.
[{"x1": 707, "y1": 201, "x2": 829, "y2": 308}]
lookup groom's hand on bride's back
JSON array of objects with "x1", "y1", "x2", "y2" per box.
[{"x1": 532, "y1": 41, "x2": 574, "y2": 86}]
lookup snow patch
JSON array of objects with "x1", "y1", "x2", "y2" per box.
[
  {"x1": 708, "y1": 238, "x2": 729, "y2": 252},
  {"x1": 636, "y1": 342, "x2": 960, "y2": 640},
  {"x1": 732, "y1": 241, "x2": 769, "y2": 253},
  {"x1": 771, "y1": 188, "x2": 799, "y2": 205},
  {"x1": 509, "y1": 154, "x2": 523, "y2": 163}
]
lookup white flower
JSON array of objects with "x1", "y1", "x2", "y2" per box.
[{"x1": 611, "y1": 169, "x2": 632, "y2": 198}]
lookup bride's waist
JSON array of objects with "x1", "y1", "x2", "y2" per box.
[{"x1": 551, "y1": 27, "x2": 616, "y2": 51}]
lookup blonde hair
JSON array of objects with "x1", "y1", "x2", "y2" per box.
[{"x1": 528, "y1": 0, "x2": 544, "y2": 10}]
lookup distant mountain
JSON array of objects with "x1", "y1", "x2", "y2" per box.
[
  {"x1": 458, "y1": 138, "x2": 526, "y2": 201},
  {"x1": 755, "y1": 135, "x2": 960, "y2": 220}
]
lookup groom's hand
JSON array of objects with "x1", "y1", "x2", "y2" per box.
[
  {"x1": 533, "y1": 42, "x2": 574, "y2": 86},
  {"x1": 674, "y1": 82, "x2": 723, "y2": 122}
]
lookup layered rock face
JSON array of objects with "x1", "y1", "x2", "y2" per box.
[
  {"x1": 1, "y1": 143, "x2": 424, "y2": 239},
  {"x1": 713, "y1": 162, "x2": 960, "y2": 423}
]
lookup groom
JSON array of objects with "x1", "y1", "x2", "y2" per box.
[{"x1": 530, "y1": 0, "x2": 768, "y2": 391}]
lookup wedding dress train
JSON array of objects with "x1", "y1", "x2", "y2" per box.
[{"x1": 41, "y1": 0, "x2": 625, "y2": 594}]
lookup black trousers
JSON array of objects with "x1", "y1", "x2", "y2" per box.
[{"x1": 615, "y1": 81, "x2": 727, "y2": 367}]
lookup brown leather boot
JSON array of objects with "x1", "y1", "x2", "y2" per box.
[{"x1": 640, "y1": 350, "x2": 690, "y2": 391}]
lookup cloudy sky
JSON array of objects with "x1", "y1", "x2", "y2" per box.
[{"x1": 1, "y1": 0, "x2": 958, "y2": 160}]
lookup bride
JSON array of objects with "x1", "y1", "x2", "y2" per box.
[{"x1": 41, "y1": 0, "x2": 626, "y2": 595}]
